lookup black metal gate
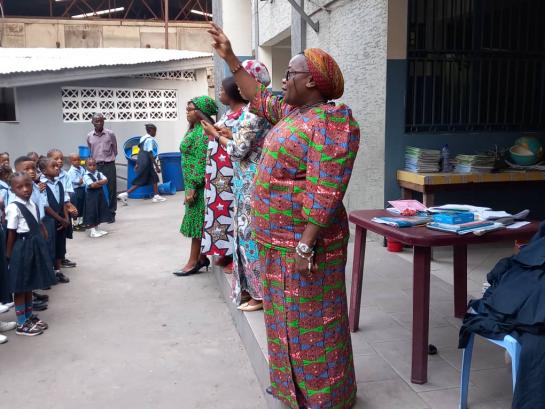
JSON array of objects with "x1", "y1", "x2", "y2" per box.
[{"x1": 406, "y1": 0, "x2": 545, "y2": 133}]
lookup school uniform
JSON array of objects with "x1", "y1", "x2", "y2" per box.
[
  {"x1": 41, "y1": 176, "x2": 70, "y2": 262},
  {"x1": 0, "y1": 180, "x2": 12, "y2": 209},
  {"x1": 83, "y1": 170, "x2": 113, "y2": 226},
  {"x1": 5, "y1": 197, "x2": 56, "y2": 293},
  {"x1": 67, "y1": 165, "x2": 86, "y2": 218},
  {"x1": 0, "y1": 222, "x2": 11, "y2": 304},
  {"x1": 31, "y1": 183, "x2": 46, "y2": 222},
  {"x1": 131, "y1": 134, "x2": 159, "y2": 187},
  {"x1": 58, "y1": 169, "x2": 75, "y2": 239}
]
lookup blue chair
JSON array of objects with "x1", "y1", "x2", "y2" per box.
[{"x1": 459, "y1": 333, "x2": 521, "y2": 409}]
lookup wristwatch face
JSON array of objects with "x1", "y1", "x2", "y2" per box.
[{"x1": 298, "y1": 242, "x2": 312, "y2": 253}]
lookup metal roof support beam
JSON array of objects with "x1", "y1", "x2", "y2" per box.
[{"x1": 286, "y1": 0, "x2": 319, "y2": 33}]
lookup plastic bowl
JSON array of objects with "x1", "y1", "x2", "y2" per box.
[{"x1": 509, "y1": 145, "x2": 539, "y2": 166}]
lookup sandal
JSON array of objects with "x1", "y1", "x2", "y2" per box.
[{"x1": 237, "y1": 301, "x2": 263, "y2": 312}]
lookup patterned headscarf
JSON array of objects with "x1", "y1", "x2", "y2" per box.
[
  {"x1": 242, "y1": 59, "x2": 271, "y2": 87},
  {"x1": 303, "y1": 48, "x2": 345, "y2": 100},
  {"x1": 191, "y1": 95, "x2": 218, "y2": 118}
]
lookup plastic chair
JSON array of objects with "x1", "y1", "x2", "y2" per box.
[{"x1": 459, "y1": 333, "x2": 521, "y2": 409}]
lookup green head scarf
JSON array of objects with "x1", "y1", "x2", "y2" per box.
[{"x1": 191, "y1": 95, "x2": 218, "y2": 118}]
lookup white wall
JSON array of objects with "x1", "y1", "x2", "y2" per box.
[
  {"x1": 222, "y1": 0, "x2": 253, "y2": 56},
  {"x1": 271, "y1": 46, "x2": 291, "y2": 91},
  {"x1": 0, "y1": 70, "x2": 209, "y2": 160}
]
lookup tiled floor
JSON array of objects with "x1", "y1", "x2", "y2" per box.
[{"x1": 231, "y1": 239, "x2": 517, "y2": 409}]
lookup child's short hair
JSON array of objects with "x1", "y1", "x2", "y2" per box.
[
  {"x1": 0, "y1": 163, "x2": 13, "y2": 180},
  {"x1": 47, "y1": 148, "x2": 63, "y2": 158},
  {"x1": 14, "y1": 156, "x2": 34, "y2": 168},
  {"x1": 37, "y1": 157, "x2": 53, "y2": 173},
  {"x1": 9, "y1": 171, "x2": 31, "y2": 186}
]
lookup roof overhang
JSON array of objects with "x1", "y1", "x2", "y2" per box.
[{"x1": 0, "y1": 55, "x2": 212, "y2": 88}]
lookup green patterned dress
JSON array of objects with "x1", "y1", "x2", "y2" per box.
[{"x1": 179, "y1": 123, "x2": 208, "y2": 238}]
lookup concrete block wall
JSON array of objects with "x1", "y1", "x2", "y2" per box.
[
  {"x1": 0, "y1": 73, "x2": 209, "y2": 159},
  {"x1": 306, "y1": 0, "x2": 388, "y2": 212},
  {"x1": 254, "y1": 0, "x2": 389, "y2": 214}
]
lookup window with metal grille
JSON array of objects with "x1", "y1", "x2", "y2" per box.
[
  {"x1": 406, "y1": 0, "x2": 545, "y2": 133},
  {"x1": 135, "y1": 70, "x2": 197, "y2": 81},
  {"x1": 61, "y1": 87, "x2": 178, "y2": 122}
]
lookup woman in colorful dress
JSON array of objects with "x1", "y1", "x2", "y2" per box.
[
  {"x1": 200, "y1": 79, "x2": 246, "y2": 266},
  {"x1": 209, "y1": 24, "x2": 360, "y2": 409},
  {"x1": 202, "y1": 62, "x2": 272, "y2": 311},
  {"x1": 175, "y1": 96, "x2": 218, "y2": 276}
]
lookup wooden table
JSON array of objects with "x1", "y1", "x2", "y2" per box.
[
  {"x1": 348, "y1": 209, "x2": 540, "y2": 384},
  {"x1": 397, "y1": 170, "x2": 545, "y2": 207}
]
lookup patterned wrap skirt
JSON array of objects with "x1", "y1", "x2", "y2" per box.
[
  {"x1": 259, "y1": 238, "x2": 357, "y2": 409},
  {"x1": 201, "y1": 140, "x2": 235, "y2": 256},
  {"x1": 231, "y1": 160, "x2": 262, "y2": 304}
]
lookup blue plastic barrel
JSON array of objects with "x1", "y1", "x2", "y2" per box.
[
  {"x1": 158, "y1": 152, "x2": 184, "y2": 191},
  {"x1": 79, "y1": 145, "x2": 90, "y2": 159},
  {"x1": 123, "y1": 136, "x2": 158, "y2": 199}
]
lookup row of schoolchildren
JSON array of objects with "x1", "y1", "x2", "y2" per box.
[{"x1": 0, "y1": 150, "x2": 112, "y2": 341}]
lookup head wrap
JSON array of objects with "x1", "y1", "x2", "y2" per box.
[
  {"x1": 242, "y1": 59, "x2": 271, "y2": 87},
  {"x1": 303, "y1": 48, "x2": 344, "y2": 100},
  {"x1": 191, "y1": 96, "x2": 218, "y2": 118}
]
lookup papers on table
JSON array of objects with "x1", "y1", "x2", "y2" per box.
[
  {"x1": 372, "y1": 216, "x2": 431, "y2": 228},
  {"x1": 506, "y1": 221, "x2": 531, "y2": 230}
]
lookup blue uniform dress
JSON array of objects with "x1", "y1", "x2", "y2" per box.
[
  {"x1": 6, "y1": 197, "x2": 55, "y2": 293},
  {"x1": 41, "y1": 176, "x2": 70, "y2": 261},
  {"x1": 0, "y1": 180, "x2": 12, "y2": 209},
  {"x1": 67, "y1": 165, "x2": 86, "y2": 216},
  {"x1": 132, "y1": 134, "x2": 159, "y2": 186},
  {"x1": 83, "y1": 170, "x2": 113, "y2": 226},
  {"x1": 0, "y1": 212, "x2": 10, "y2": 303},
  {"x1": 58, "y1": 169, "x2": 75, "y2": 239}
]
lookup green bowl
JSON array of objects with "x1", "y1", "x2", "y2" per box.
[{"x1": 510, "y1": 145, "x2": 539, "y2": 166}]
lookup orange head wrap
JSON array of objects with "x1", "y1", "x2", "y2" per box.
[{"x1": 303, "y1": 48, "x2": 345, "y2": 100}]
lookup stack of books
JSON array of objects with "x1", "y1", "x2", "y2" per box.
[
  {"x1": 404, "y1": 146, "x2": 441, "y2": 173},
  {"x1": 454, "y1": 154, "x2": 495, "y2": 173},
  {"x1": 372, "y1": 215, "x2": 431, "y2": 228},
  {"x1": 427, "y1": 220, "x2": 503, "y2": 235}
]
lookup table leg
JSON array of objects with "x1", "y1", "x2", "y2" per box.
[
  {"x1": 412, "y1": 246, "x2": 431, "y2": 384},
  {"x1": 453, "y1": 245, "x2": 468, "y2": 318},
  {"x1": 423, "y1": 192, "x2": 435, "y2": 208},
  {"x1": 401, "y1": 187, "x2": 413, "y2": 200},
  {"x1": 349, "y1": 227, "x2": 367, "y2": 332}
]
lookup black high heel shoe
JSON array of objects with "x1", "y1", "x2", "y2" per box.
[{"x1": 173, "y1": 257, "x2": 210, "y2": 277}]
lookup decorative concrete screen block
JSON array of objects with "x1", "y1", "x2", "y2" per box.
[
  {"x1": 61, "y1": 87, "x2": 178, "y2": 122},
  {"x1": 136, "y1": 70, "x2": 197, "y2": 81}
]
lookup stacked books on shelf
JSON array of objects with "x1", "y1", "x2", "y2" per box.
[
  {"x1": 454, "y1": 154, "x2": 495, "y2": 173},
  {"x1": 405, "y1": 146, "x2": 441, "y2": 173}
]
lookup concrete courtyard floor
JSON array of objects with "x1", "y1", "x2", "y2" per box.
[
  {"x1": 0, "y1": 195, "x2": 519, "y2": 409},
  {"x1": 0, "y1": 195, "x2": 264, "y2": 409}
]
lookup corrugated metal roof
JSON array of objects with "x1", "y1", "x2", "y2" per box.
[{"x1": 0, "y1": 48, "x2": 212, "y2": 75}]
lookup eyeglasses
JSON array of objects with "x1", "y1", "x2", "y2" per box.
[
  {"x1": 285, "y1": 70, "x2": 310, "y2": 81},
  {"x1": 186, "y1": 107, "x2": 196, "y2": 112}
]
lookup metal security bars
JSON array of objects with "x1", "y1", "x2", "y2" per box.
[{"x1": 406, "y1": 0, "x2": 545, "y2": 133}]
